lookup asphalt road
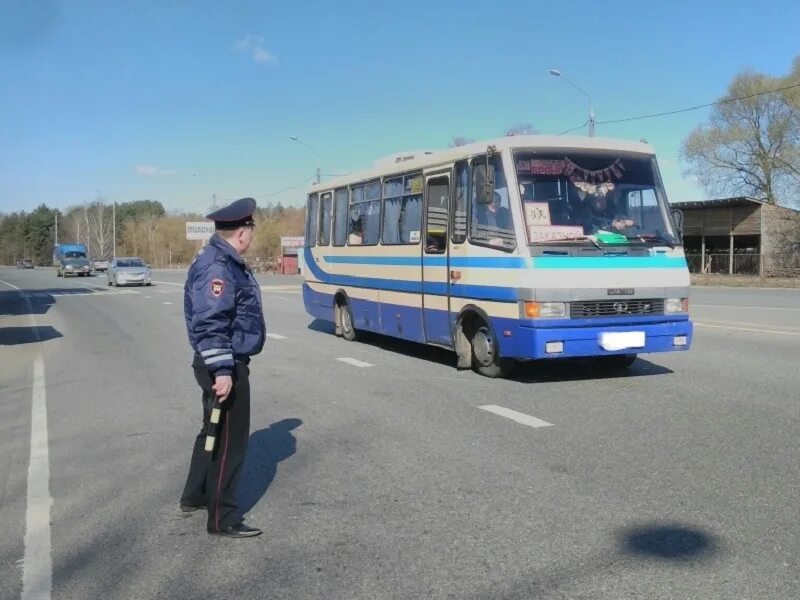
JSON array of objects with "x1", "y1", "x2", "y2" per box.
[{"x1": 1, "y1": 267, "x2": 798, "y2": 600}]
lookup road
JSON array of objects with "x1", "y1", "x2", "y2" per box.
[{"x1": 1, "y1": 267, "x2": 798, "y2": 600}]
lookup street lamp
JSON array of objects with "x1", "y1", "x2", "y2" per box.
[
  {"x1": 289, "y1": 136, "x2": 321, "y2": 183},
  {"x1": 549, "y1": 69, "x2": 595, "y2": 137}
]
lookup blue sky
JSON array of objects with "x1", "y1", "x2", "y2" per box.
[{"x1": 1, "y1": 0, "x2": 798, "y2": 214}]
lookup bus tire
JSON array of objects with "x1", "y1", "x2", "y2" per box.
[
  {"x1": 600, "y1": 354, "x2": 637, "y2": 369},
  {"x1": 470, "y1": 319, "x2": 515, "y2": 378},
  {"x1": 338, "y1": 300, "x2": 357, "y2": 342}
]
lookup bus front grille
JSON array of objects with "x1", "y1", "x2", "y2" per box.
[{"x1": 570, "y1": 299, "x2": 664, "y2": 318}]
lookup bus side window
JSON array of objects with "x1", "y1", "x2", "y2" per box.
[
  {"x1": 469, "y1": 155, "x2": 515, "y2": 251},
  {"x1": 305, "y1": 193, "x2": 319, "y2": 247},
  {"x1": 452, "y1": 161, "x2": 468, "y2": 244},
  {"x1": 332, "y1": 188, "x2": 349, "y2": 246},
  {"x1": 318, "y1": 192, "x2": 332, "y2": 246}
]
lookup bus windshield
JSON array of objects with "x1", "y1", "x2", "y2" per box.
[{"x1": 514, "y1": 152, "x2": 676, "y2": 245}]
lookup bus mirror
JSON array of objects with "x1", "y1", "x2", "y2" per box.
[
  {"x1": 671, "y1": 208, "x2": 684, "y2": 241},
  {"x1": 474, "y1": 161, "x2": 496, "y2": 205},
  {"x1": 485, "y1": 162, "x2": 495, "y2": 200}
]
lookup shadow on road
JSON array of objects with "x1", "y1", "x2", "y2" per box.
[
  {"x1": 617, "y1": 522, "x2": 719, "y2": 561},
  {"x1": 0, "y1": 325, "x2": 63, "y2": 345},
  {"x1": 466, "y1": 522, "x2": 721, "y2": 599},
  {"x1": 308, "y1": 318, "x2": 673, "y2": 382},
  {"x1": 238, "y1": 418, "x2": 302, "y2": 516}
]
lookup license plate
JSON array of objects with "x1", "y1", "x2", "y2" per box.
[{"x1": 599, "y1": 331, "x2": 645, "y2": 351}]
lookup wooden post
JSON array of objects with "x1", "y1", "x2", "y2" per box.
[
  {"x1": 701, "y1": 235, "x2": 705, "y2": 274},
  {"x1": 729, "y1": 234, "x2": 734, "y2": 275}
]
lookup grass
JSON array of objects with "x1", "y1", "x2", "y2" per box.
[{"x1": 691, "y1": 274, "x2": 800, "y2": 288}]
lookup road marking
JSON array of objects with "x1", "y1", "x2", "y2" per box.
[
  {"x1": 266, "y1": 333, "x2": 287, "y2": 340},
  {"x1": 23, "y1": 353, "x2": 52, "y2": 600},
  {"x1": 151, "y1": 280, "x2": 182, "y2": 287},
  {"x1": 478, "y1": 405, "x2": 553, "y2": 428},
  {"x1": 337, "y1": 357, "x2": 374, "y2": 368},
  {"x1": 162, "y1": 301, "x2": 173, "y2": 305},
  {"x1": 693, "y1": 304, "x2": 800, "y2": 311},
  {"x1": 695, "y1": 322, "x2": 800, "y2": 336},
  {"x1": 696, "y1": 318, "x2": 800, "y2": 332},
  {"x1": 143, "y1": 295, "x2": 152, "y2": 299}
]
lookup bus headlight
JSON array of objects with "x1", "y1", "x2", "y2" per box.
[
  {"x1": 524, "y1": 301, "x2": 567, "y2": 319},
  {"x1": 665, "y1": 298, "x2": 688, "y2": 313}
]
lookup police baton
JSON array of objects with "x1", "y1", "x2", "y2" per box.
[{"x1": 204, "y1": 396, "x2": 223, "y2": 452}]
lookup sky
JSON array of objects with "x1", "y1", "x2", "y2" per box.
[{"x1": 1, "y1": 0, "x2": 799, "y2": 215}]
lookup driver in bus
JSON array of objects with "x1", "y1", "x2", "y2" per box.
[{"x1": 575, "y1": 188, "x2": 635, "y2": 234}]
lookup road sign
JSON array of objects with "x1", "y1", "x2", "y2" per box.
[
  {"x1": 280, "y1": 236, "x2": 304, "y2": 248},
  {"x1": 186, "y1": 221, "x2": 215, "y2": 240}
]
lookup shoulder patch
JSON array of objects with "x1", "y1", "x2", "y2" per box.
[{"x1": 210, "y1": 278, "x2": 225, "y2": 297}]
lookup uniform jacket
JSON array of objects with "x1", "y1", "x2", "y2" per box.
[{"x1": 184, "y1": 234, "x2": 266, "y2": 376}]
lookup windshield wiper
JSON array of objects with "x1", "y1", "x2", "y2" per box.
[
  {"x1": 535, "y1": 236, "x2": 625, "y2": 252},
  {"x1": 625, "y1": 233, "x2": 676, "y2": 248}
]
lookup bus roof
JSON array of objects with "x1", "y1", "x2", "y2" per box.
[{"x1": 311, "y1": 135, "x2": 656, "y2": 193}]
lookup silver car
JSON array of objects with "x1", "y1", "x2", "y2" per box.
[{"x1": 107, "y1": 257, "x2": 152, "y2": 287}]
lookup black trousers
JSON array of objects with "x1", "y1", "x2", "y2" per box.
[{"x1": 181, "y1": 355, "x2": 251, "y2": 531}]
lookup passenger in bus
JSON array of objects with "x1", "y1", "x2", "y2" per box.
[{"x1": 348, "y1": 217, "x2": 363, "y2": 245}]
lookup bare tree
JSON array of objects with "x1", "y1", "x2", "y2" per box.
[
  {"x1": 681, "y1": 58, "x2": 800, "y2": 208},
  {"x1": 505, "y1": 123, "x2": 538, "y2": 136},
  {"x1": 448, "y1": 136, "x2": 475, "y2": 148}
]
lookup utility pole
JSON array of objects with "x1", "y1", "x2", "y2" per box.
[
  {"x1": 54, "y1": 211, "x2": 59, "y2": 245},
  {"x1": 316, "y1": 167, "x2": 321, "y2": 184}
]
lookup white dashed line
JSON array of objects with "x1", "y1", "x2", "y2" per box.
[
  {"x1": 162, "y1": 302, "x2": 173, "y2": 305},
  {"x1": 695, "y1": 322, "x2": 800, "y2": 336},
  {"x1": 693, "y1": 303, "x2": 800, "y2": 311},
  {"x1": 23, "y1": 354, "x2": 52, "y2": 600},
  {"x1": 337, "y1": 357, "x2": 374, "y2": 368},
  {"x1": 478, "y1": 405, "x2": 553, "y2": 429},
  {"x1": 266, "y1": 333, "x2": 287, "y2": 340},
  {"x1": 143, "y1": 296, "x2": 152, "y2": 299}
]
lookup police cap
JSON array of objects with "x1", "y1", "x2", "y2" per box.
[{"x1": 206, "y1": 197, "x2": 257, "y2": 230}]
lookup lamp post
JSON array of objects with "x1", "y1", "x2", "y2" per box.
[
  {"x1": 549, "y1": 69, "x2": 595, "y2": 137},
  {"x1": 289, "y1": 136, "x2": 321, "y2": 183}
]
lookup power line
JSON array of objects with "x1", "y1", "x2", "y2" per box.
[
  {"x1": 252, "y1": 176, "x2": 314, "y2": 200},
  {"x1": 558, "y1": 81, "x2": 800, "y2": 134}
]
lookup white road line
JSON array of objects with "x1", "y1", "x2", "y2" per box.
[
  {"x1": 337, "y1": 357, "x2": 374, "y2": 368},
  {"x1": 695, "y1": 318, "x2": 800, "y2": 332},
  {"x1": 0, "y1": 278, "x2": 54, "y2": 600},
  {"x1": 695, "y1": 322, "x2": 800, "y2": 336},
  {"x1": 143, "y1": 295, "x2": 152, "y2": 299},
  {"x1": 266, "y1": 333, "x2": 287, "y2": 340},
  {"x1": 162, "y1": 301, "x2": 173, "y2": 305},
  {"x1": 151, "y1": 280, "x2": 182, "y2": 287},
  {"x1": 478, "y1": 405, "x2": 553, "y2": 429},
  {"x1": 693, "y1": 303, "x2": 800, "y2": 311},
  {"x1": 23, "y1": 354, "x2": 52, "y2": 600}
]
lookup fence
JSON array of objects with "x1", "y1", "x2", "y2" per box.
[{"x1": 685, "y1": 253, "x2": 761, "y2": 276}]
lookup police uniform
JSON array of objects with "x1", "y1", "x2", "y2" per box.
[{"x1": 180, "y1": 198, "x2": 266, "y2": 538}]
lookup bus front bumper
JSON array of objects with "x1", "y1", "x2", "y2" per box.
[{"x1": 497, "y1": 317, "x2": 693, "y2": 361}]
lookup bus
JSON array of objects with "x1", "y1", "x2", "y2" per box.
[{"x1": 302, "y1": 135, "x2": 692, "y2": 378}]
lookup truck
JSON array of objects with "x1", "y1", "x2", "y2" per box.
[{"x1": 53, "y1": 243, "x2": 92, "y2": 277}]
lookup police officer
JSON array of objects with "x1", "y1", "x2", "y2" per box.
[{"x1": 180, "y1": 197, "x2": 266, "y2": 539}]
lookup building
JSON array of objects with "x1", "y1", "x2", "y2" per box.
[{"x1": 671, "y1": 197, "x2": 800, "y2": 277}]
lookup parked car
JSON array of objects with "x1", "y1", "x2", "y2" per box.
[
  {"x1": 107, "y1": 257, "x2": 152, "y2": 287},
  {"x1": 93, "y1": 259, "x2": 110, "y2": 272},
  {"x1": 16, "y1": 259, "x2": 34, "y2": 269}
]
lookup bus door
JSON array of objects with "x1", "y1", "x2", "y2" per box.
[{"x1": 422, "y1": 172, "x2": 452, "y2": 345}]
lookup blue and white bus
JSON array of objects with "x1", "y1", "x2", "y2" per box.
[{"x1": 302, "y1": 135, "x2": 692, "y2": 377}]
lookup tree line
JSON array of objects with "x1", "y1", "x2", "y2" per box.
[{"x1": 0, "y1": 200, "x2": 304, "y2": 268}]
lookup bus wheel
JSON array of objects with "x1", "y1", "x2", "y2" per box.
[
  {"x1": 600, "y1": 354, "x2": 637, "y2": 370},
  {"x1": 337, "y1": 299, "x2": 357, "y2": 341},
  {"x1": 470, "y1": 320, "x2": 514, "y2": 378}
]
